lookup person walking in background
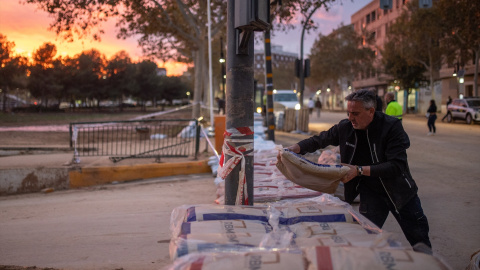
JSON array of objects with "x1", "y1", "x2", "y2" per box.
[
  {"x1": 283, "y1": 89, "x2": 431, "y2": 252},
  {"x1": 427, "y1": 99, "x2": 437, "y2": 136},
  {"x1": 385, "y1": 92, "x2": 403, "y2": 120},
  {"x1": 215, "y1": 97, "x2": 225, "y2": 115},
  {"x1": 375, "y1": 94, "x2": 383, "y2": 112},
  {"x1": 315, "y1": 97, "x2": 322, "y2": 117},
  {"x1": 441, "y1": 96, "x2": 452, "y2": 122},
  {"x1": 308, "y1": 98, "x2": 315, "y2": 115}
]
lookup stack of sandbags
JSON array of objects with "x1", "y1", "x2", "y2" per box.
[
  {"x1": 168, "y1": 195, "x2": 401, "y2": 260},
  {"x1": 215, "y1": 146, "x2": 324, "y2": 204},
  {"x1": 164, "y1": 246, "x2": 450, "y2": 270}
]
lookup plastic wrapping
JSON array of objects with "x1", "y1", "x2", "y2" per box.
[
  {"x1": 304, "y1": 246, "x2": 451, "y2": 270},
  {"x1": 169, "y1": 194, "x2": 391, "y2": 260},
  {"x1": 163, "y1": 249, "x2": 305, "y2": 270},
  {"x1": 164, "y1": 246, "x2": 451, "y2": 270}
]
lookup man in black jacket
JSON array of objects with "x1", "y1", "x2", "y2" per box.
[{"x1": 286, "y1": 89, "x2": 431, "y2": 251}]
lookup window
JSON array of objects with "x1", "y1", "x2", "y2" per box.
[
  {"x1": 366, "y1": 14, "x2": 370, "y2": 24},
  {"x1": 371, "y1": 11, "x2": 376, "y2": 22}
]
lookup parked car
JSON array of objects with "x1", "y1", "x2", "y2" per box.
[
  {"x1": 446, "y1": 97, "x2": 480, "y2": 124},
  {"x1": 272, "y1": 90, "x2": 300, "y2": 112}
]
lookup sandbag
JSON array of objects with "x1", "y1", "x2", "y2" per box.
[
  {"x1": 165, "y1": 250, "x2": 306, "y2": 270},
  {"x1": 276, "y1": 149, "x2": 349, "y2": 194},
  {"x1": 305, "y1": 246, "x2": 450, "y2": 270}
]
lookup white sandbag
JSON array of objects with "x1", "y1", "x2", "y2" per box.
[
  {"x1": 286, "y1": 222, "x2": 372, "y2": 238},
  {"x1": 165, "y1": 250, "x2": 306, "y2": 270},
  {"x1": 276, "y1": 149, "x2": 349, "y2": 194},
  {"x1": 170, "y1": 232, "x2": 267, "y2": 259},
  {"x1": 293, "y1": 233, "x2": 398, "y2": 249},
  {"x1": 273, "y1": 203, "x2": 355, "y2": 225},
  {"x1": 178, "y1": 220, "x2": 272, "y2": 236},
  {"x1": 304, "y1": 246, "x2": 450, "y2": 270},
  {"x1": 178, "y1": 205, "x2": 269, "y2": 223}
]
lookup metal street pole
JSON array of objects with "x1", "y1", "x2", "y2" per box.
[
  {"x1": 264, "y1": 30, "x2": 275, "y2": 141},
  {"x1": 224, "y1": 0, "x2": 255, "y2": 205},
  {"x1": 299, "y1": 6, "x2": 320, "y2": 108}
]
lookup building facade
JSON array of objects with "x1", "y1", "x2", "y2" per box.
[{"x1": 351, "y1": 0, "x2": 479, "y2": 114}]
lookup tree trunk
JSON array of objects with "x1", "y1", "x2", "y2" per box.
[{"x1": 192, "y1": 48, "x2": 204, "y2": 119}]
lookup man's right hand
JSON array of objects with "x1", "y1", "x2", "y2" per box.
[{"x1": 286, "y1": 144, "x2": 301, "y2": 153}]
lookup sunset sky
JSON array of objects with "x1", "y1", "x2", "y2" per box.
[{"x1": 0, "y1": 0, "x2": 369, "y2": 76}]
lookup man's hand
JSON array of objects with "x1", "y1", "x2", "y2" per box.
[
  {"x1": 340, "y1": 163, "x2": 357, "y2": 183},
  {"x1": 286, "y1": 144, "x2": 300, "y2": 153}
]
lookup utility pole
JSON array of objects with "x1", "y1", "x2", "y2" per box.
[
  {"x1": 264, "y1": 30, "x2": 275, "y2": 141},
  {"x1": 223, "y1": 0, "x2": 269, "y2": 205},
  {"x1": 298, "y1": 6, "x2": 320, "y2": 108}
]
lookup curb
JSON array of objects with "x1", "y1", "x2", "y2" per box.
[
  {"x1": 69, "y1": 160, "x2": 212, "y2": 188},
  {"x1": 0, "y1": 160, "x2": 211, "y2": 195}
]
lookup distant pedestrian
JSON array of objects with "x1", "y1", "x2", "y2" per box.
[
  {"x1": 427, "y1": 99, "x2": 437, "y2": 136},
  {"x1": 441, "y1": 96, "x2": 452, "y2": 122},
  {"x1": 215, "y1": 97, "x2": 225, "y2": 115},
  {"x1": 308, "y1": 98, "x2": 315, "y2": 115},
  {"x1": 385, "y1": 92, "x2": 403, "y2": 120},
  {"x1": 315, "y1": 97, "x2": 322, "y2": 117}
]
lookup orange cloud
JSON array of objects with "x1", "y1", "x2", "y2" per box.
[{"x1": 0, "y1": 0, "x2": 187, "y2": 76}]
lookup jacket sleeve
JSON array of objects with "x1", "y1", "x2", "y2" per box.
[
  {"x1": 370, "y1": 121, "x2": 410, "y2": 178},
  {"x1": 297, "y1": 123, "x2": 341, "y2": 154}
]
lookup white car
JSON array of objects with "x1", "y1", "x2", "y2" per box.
[
  {"x1": 272, "y1": 90, "x2": 300, "y2": 112},
  {"x1": 446, "y1": 97, "x2": 480, "y2": 124}
]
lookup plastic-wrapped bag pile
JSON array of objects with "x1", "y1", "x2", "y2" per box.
[
  {"x1": 215, "y1": 144, "x2": 326, "y2": 204},
  {"x1": 165, "y1": 194, "x2": 450, "y2": 270}
]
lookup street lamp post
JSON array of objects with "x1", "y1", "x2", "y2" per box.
[
  {"x1": 299, "y1": 5, "x2": 321, "y2": 108},
  {"x1": 220, "y1": 37, "x2": 226, "y2": 100}
]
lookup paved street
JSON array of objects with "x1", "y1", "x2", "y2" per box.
[{"x1": 1, "y1": 111, "x2": 479, "y2": 270}]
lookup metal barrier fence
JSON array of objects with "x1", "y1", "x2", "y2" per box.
[{"x1": 69, "y1": 119, "x2": 200, "y2": 163}]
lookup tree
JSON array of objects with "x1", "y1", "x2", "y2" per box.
[
  {"x1": 71, "y1": 49, "x2": 106, "y2": 106},
  {"x1": 437, "y1": 0, "x2": 480, "y2": 96},
  {"x1": 133, "y1": 60, "x2": 161, "y2": 111},
  {"x1": 23, "y1": 0, "x2": 342, "y2": 118},
  {"x1": 28, "y1": 42, "x2": 61, "y2": 109},
  {"x1": 159, "y1": 76, "x2": 189, "y2": 103},
  {"x1": 105, "y1": 51, "x2": 137, "y2": 104},
  {"x1": 308, "y1": 24, "x2": 375, "y2": 96},
  {"x1": 24, "y1": 0, "x2": 227, "y2": 118},
  {"x1": 0, "y1": 34, "x2": 28, "y2": 112},
  {"x1": 382, "y1": 40, "x2": 427, "y2": 92},
  {"x1": 382, "y1": 0, "x2": 445, "y2": 99}
]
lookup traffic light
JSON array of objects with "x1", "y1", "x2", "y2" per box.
[
  {"x1": 419, "y1": 0, "x2": 432, "y2": 8},
  {"x1": 304, "y1": 59, "x2": 310, "y2": 78},
  {"x1": 380, "y1": 0, "x2": 392, "y2": 10},
  {"x1": 295, "y1": 58, "x2": 301, "y2": 78}
]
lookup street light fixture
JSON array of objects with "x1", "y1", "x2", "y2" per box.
[{"x1": 220, "y1": 37, "x2": 226, "y2": 100}]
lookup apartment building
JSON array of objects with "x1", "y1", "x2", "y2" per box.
[
  {"x1": 351, "y1": 0, "x2": 479, "y2": 114},
  {"x1": 351, "y1": 0, "x2": 410, "y2": 109}
]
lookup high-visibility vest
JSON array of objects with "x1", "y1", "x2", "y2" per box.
[{"x1": 386, "y1": 101, "x2": 403, "y2": 120}]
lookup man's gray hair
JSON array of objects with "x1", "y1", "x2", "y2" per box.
[{"x1": 345, "y1": 89, "x2": 377, "y2": 109}]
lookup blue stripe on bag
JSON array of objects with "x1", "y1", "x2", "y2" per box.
[
  {"x1": 279, "y1": 214, "x2": 347, "y2": 225},
  {"x1": 202, "y1": 213, "x2": 269, "y2": 222},
  {"x1": 180, "y1": 222, "x2": 191, "y2": 234}
]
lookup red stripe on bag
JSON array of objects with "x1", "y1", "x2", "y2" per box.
[{"x1": 316, "y1": 246, "x2": 334, "y2": 270}]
